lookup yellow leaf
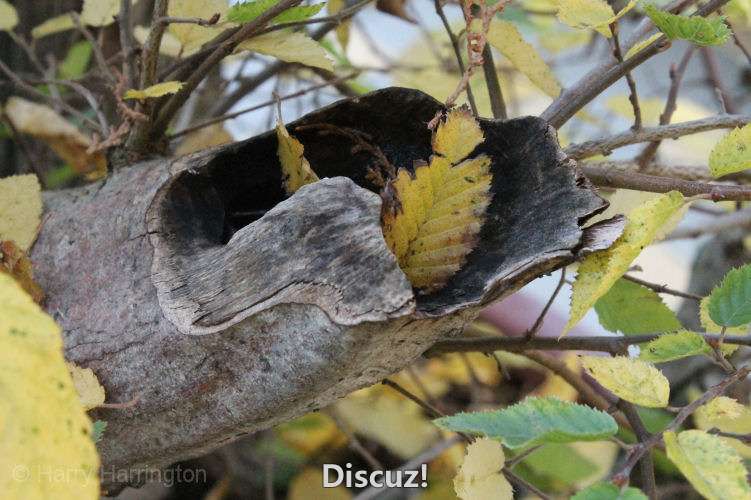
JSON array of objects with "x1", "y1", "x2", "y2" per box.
[
  {"x1": 664, "y1": 430, "x2": 751, "y2": 500},
  {"x1": 708, "y1": 124, "x2": 751, "y2": 178},
  {"x1": 0, "y1": 0, "x2": 18, "y2": 31},
  {"x1": 124, "y1": 80, "x2": 184, "y2": 100},
  {"x1": 580, "y1": 355, "x2": 669, "y2": 407},
  {"x1": 328, "y1": 0, "x2": 350, "y2": 49},
  {"x1": 382, "y1": 109, "x2": 491, "y2": 291},
  {"x1": 31, "y1": 13, "x2": 75, "y2": 39},
  {"x1": 81, "y1": 0, "x2": 120, "y2": 27},
  {"x1": 0, "y1": 274, "x2": 99, "y2": 499},
  {"x1": 276, "y1": 120, "x2": 319, "y2": 195},
  {"x1": 483, "y1": 19, "x2": 561, "y2": 98},
  {"x1": 0, "y1": 174, "x2": 42, "y2": 252},
  {"x1": 454, "y1": 438, "x2": 513, "y2": 500},
  {"x1": 276, "y1": 412, "x2": 347, "y2": 456},
  {"x1": 175, "y1": 123, "x2": 233, "y2": 156},
  {"x1": 0, "y1": 240, "x2": 44, "y2": 304},
  {"x1": 696, "y1": 396, "x2": 745, "y2": 422},
  {"x1": 557, "y1": 0, "x2": 637, "y2": 37},
  {"x1": 432, "y1": 107, "x2": 484, "y2": 164},
  {"x1": 334, "y1": 386, "x2": 438, "y2": 459},
  {"x1": 566, "y1": 191, "x2": 684, "y2": 332},
  {"x1": 625, "y1": 33, "x2": 663, "y2": 59},
  {"x1": 237, "y1": 31, "x2": 335, "y2": 72},
  {"x1": 288, "y1": 467, "x2": 352, "y2": 500},
  {"x1": 169, "y1": 0, "x2": 229, "y2": 54},
  {"x1": 694, "y1": 394, "x2": 751, "y2": 458},
  {"x1": 67, "y1": 363, "x2": 105, "y2": 411},
  {"x1": 134, "y1": 25, "x2": 184, "y2": 58},
  {"x1": 3, "y1": 97, "x2": 106, "y2": 178},
  {"x1": 533, "y1": 352, "x2": 579, "y2": 401}
]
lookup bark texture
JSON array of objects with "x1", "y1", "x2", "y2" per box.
[{"x1": 30, "y1": 88, "x2": 612, "y2": 493}]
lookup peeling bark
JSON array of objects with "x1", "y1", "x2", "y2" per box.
[{"x1": 30, "y1": 88, "x2": 611, "y2": 493}]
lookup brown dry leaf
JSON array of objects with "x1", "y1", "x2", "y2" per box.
[
  {"x1": 376, "y1": 0, "x2": 415, "y2": 23},
  {"x1": 0, "y1": 240, "x2": 44, "y2": 304},
  {"x1": 3, "y1": 97, "x2": 106, "y2": 178}
]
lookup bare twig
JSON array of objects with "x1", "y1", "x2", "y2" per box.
[
  {"x1": 617, "y1": 400, "x2": 656, "y2": 497},
  {"x1": 157, "y1": 14, "x2": 221, "y2": 26},
  {"x1": 433, "y1": 0, "x2": 478, "y2": 115},
  {"x1": 526, "y1": 268, "x2": 567, "y2": 339},
  {"x1": 504, "y1": 469, "x2": 552, "y2": 500},
  {"x1": 636, "y1": 46, "x2": 695, "y2": 168},
  {"x1": 481, "y1": 44, "x2": 507, "y2": 119},
  {"x1": 727, "y1": 19, "x2": 751, "y2": 64},
  {"x1": 118, "y1": 0, "x2": 137, "y2": 88},
  {"x1": 580, "y1": 164, "x2": 751, "y2": 201},
  {"x1": 71, "y1": 13, "x2": 116, "y2": 84},
  {"x1": 609, "y1": 23, "x2": 641, "y2": 130},
  {"x1": 700, "y1": 47, "x2": 737, "y2": 114},
  {"x1": 565, "y1": 114, "x2": 751, "y2": 159},
  {"x1": 622, "y1": 274, "x2": 703, "y2": 300},
  {"x1": 140, "y1": 0, "x2": 170, "y2": 90},
  {"x1": 666, "y1": 207, "x2": 751, "y2": 240}
]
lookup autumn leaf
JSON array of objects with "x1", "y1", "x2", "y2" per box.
[
  {"x1": 328, "y1": 0, "x2": 350, "y2": 49},
  {"x1": 483, "y1": 19, "x2": 561, "y2": 98},
  {"x1": 625, "y1": 33, "x2": 663, "y2": 59},
  {"x1": 454, "y1": 438, "x2": 513, "y2": 500},
  {"x1": 557, "y1": 0, "x2": 637, "y2": 37},
  {"x1": 237, "y1": 31, "x2": 335, "y2": 72},
  {"x1": 80, "y1": 0, "x2": 120, "y2": 27},
  {"x1": 381, "y1": 109, "x2": 491, "y2": 292},
  {"x1": 288, "y1": 467, "x2": 352, "y2": 500},
  {"x1": 175, "y1": 124, "x2": 233, "y2": 156},
  {"x1": 0, "y1": 273, "x2": 99, "y2": 499},
  {"x1": 708, "y1": 124, "x2": 751, "y2": 178},
  {"x1": 133, "y1": 25, "x2": 184, "y2": 58},
  {"x1": 169, "y1": 0, "x2": 229, "y2": 54},
  {"x1": 124, "y1": 81, "x2": 185, "y2": 100},
  {"x1": 67, "y1": 363, "x2": 106, "y2": 411},
  {"x1": 3, "y1": 97, "x2": 107, "y2": 178},
  {"x1": 0, "y1": 174, "x2": 42, "y2": 251},
  {"x1": 0, "y1": 241, "x2": 44, "y2": 304},
  {"x1": 580, "y1": 355, "x2": 670, "y2": 407},
  {"x1": 566, "y1": 191, "x2": 685, "y2": 333},
  {"x1": 276, "y1": 120, "x2": 319, "y2": 195},
  {"x1": 31, "y1": 13, "x2": 75, "y2": 39},
  {"x1": 0, "y1": 0, "x2": 18, "y2": 31}
]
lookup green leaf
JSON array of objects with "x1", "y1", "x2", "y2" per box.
[
  {"x1": 434, "y1": 397, "x2": 618, "y2": 449},
  {"x1": 644, "y1": 4, "x2": 731, "y2": 46},
  {"x1": 572, "y1": 482, "x2": 648, "y2": 500},
  {"x1": 59, "y1": 41, "x2": 93, "y2": 80},
  {"x1": 520, "y1": 443, "x2": 598, "y2": 485},
  {"x1": 707, "y1": 263, "x2": 751, "y2": 327},
  {"x1": 228, "y1": 0, "x2": 325, "y2": 24},
  {"x1": 639, "y1": 331, "x2": 711, "y2": 363},
  {"x1": 708, "y1": 124, "x2": 751, "y2": 178},
  {"x1": 594, "y1": 279, "x2": 682, "y2": 335},
  {"x1": 664, "y1": 430, "x2": 751, "y2": 500},
  {"x1": 92, "y1": 420, "x2": 107, "y2": 443}
]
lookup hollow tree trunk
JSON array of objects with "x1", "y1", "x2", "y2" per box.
[{"x1": 30, "y1": 88, "x2": 615, "y2": 494}]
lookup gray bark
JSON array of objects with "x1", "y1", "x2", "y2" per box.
[{"x1": 30, "y1": 88, "x2": 612, "y2": 493}]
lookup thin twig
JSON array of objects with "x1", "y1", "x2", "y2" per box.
[
  {"x1": 580, "y1": 164, "x2": 751, "y2": 201},
  {"x1": 71, "y1": 12, "x2": 116, "y2": 84},
  {"x1": 622, "y1": 274, "x2": 703, "y2": 300},
  {"x1": 666, "y1": 207, "x2": 751, "y2": 240},
  {"x1": 609, "y1": 23, "x2": 641, "y2": 130},
  {"x1": 433, "y1": 0, "x2": 478, "y2": 115},
  {"x1": 700, "y1": 47, "x2": 737, "y2": 114},
  {"x1": 504, "y1": 469, "x2": 552, "y2": 500},
  {"x1": 526, "y1": 268, "x2": 567, "y2": 339},
  {"x1": 481, "y1": 44, "x2": 507, "y2": 119},
  {"x1": 157, "y1": 14, "x2": 221, "y2": 26},
  {"x1": 618, "y1": 400, "x2": 656, "y2": 498},
  {"x1": 565, "y1": 114, "x2": 751, "y2": 159},
  {"x1": 636, "y1": 46, "x2": 695, "y2": 168},
  {"x1": 728, "y1": 19, "x2": 751, "y2": 64},
  {"x1": 118, "y1": 0, "x2": 137, "y2": 88}
]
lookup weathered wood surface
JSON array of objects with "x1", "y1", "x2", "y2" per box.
[{"x1": 30, "y1": 88, "x2": 613, "y2": 493}]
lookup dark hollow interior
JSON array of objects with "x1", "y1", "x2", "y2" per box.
[{"x1": 159, "y1": 87, "x2": 605, "y2": 311}]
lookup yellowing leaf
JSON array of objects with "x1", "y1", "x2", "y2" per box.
[
  {"x1": 382, "y1": 109, "x2": 491, "y2": 292},
  {"x1": 484, "y1": 19, "x2": 561, "y2": 97},
  {"x1": 237, "y1": 31, "x2": 335, "y2": 71},
  {"x1": 664, "y1": 430, "x2": 751, "y2": 500},
  {"x1": 134, "y1": 25, "x2": 184, "y2": 58},
  {"x1": 124, "y1": 81, "x2": 184, "y2": 100},
  {"x1": 696, "y1": 396, "x2": 745, "y2": 422},
  {"x1": 334, "y1": 386, "x2": 438, "y2": 459},
  {"x1": 169, "y1": 0, "x2": 229, "y2": 54},
  {"x1": 67, "y1": 363, "x2": 105, "y2": 411},
  {"x1": 0, "y1": 240, "x2": 44, "y2": 304},
  {"x1": 0, "y1": 273, "x2": 99, "y2": 499},
  {"x1": 454, "y1": 438, "x2": 513, "y2": 500},
  {"x1": 557, "y1": 0, "x2": 637, "y2": 37},
  {"x1": 0, "y1": 0, "x2": 18, "y2": 31},
  {"x1": 625, "y1": 33, "x2": 663, "y2": 59},
  {"x1": 699, "y1": 297, "x2": 748, "y2": 355},
  {"x1": 566, "y1": 191, "x2": 684, "y2": 332},
  {"x1": 276, "y1": 412, "x2": 347, "y2": 456},
  {"x1": 81, "y1": 0, "x2": 120, "y2": 27},
  {"x1": 694, "y1": 395, "x2": 751, "y2": 458},
  {"x1": 0, "y1": 174, "x2": 42, "y2": 252},
  {"x1": 328, "y1": 0, "x2": 350, "y2": 49},
  {"x1": 175, "y1": 123, "x2": 233, "y2": 156},
  {"x1": 288, "y1": 467, "x2": 352, "y2": 500},
  {"x1": 708, "y1": 124, "x2": 751, "y2": 178},
  {"x1": 432, "y1": 108, "x2": 484, "y2": 164},
  {"x1": 580, "y1": 355, "x2": 669, "y2": 407},
  {"x1": 276, "y1": 120, "x2": 319, "y2": 195},
  {"x1": 31, "y1": 13, "x2": 75, "y2": 39},
  {"x1": 3, "y1": 97, "x2": 107, "y2": 178}
]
